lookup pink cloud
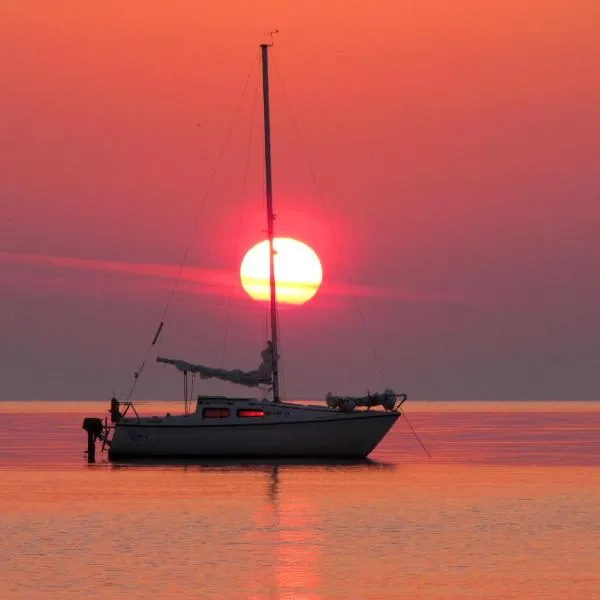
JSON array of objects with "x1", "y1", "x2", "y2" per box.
[
  {"x1": 0, "y1": 251, "x2": 236, "y2": 295},
  {"x1": 0, "y1": 251, "x2": 479, "y2": 307}
]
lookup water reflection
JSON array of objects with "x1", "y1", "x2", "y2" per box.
[
  {"x1": 103, "y1": 457, "x2": 394, "y2": 599},
  {"x1": 105, "y1": 456, "x2": 393, "y2": 469},
  {"x1": 2, "y1": 404, "x2": 600, "y2": 599},
  {"x1": 105, "y1": 457, "x2": 394, "y2": 510}
]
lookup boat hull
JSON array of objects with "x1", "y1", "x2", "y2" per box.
[{"x1": 108, "y1": 412, "x2": 400, "y2": 459}]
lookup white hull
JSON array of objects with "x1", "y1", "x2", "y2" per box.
[
  {"x1": 108, "y1": 401, "x2": 400, "y2": 459},
  {"x1": 93, "y1": 46, "x2": 409, "y2": 464}
]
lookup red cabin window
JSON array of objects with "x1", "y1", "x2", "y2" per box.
[
  {"x1": 203, "y1": 408, "x2": 230, "y2": 419},
  {"x1": 237, "y1": 409, "x2": 265, "y2": 418}
]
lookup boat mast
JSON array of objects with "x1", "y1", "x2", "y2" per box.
[{"x1": 260, "y1": 43, "x2": 281, "y2": 403}]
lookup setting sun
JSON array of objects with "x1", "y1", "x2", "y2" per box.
[{"x1": 240, "y1": 238, "x2": 323, "y2": 305}]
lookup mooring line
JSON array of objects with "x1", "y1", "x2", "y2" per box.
[{"x1": 402, "y1": 411, "x2": 432, "y2": 459}]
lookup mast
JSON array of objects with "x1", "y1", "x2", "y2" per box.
[{"x1": 260, "y1": 43, "x2": 281, "y2": 403}]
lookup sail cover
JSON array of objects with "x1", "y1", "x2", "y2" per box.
[{"x1": 157, "y1": 343, "x2": 276, "y2": 388}]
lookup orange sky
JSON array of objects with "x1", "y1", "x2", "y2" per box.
[{"x1": 1, "y1": 1, "x2": 599, "y2": 400}]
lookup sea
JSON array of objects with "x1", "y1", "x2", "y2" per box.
[{"x1": 0, "y1": 400, "x2": 598, "y2": 599}]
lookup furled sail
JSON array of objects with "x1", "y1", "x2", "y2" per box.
[
  {"x1": 325, "y1": 389, "x2": 405, "y2": 412},
  {"x1": 157, "y1": 343, "x2": 276, "y2": 388}
]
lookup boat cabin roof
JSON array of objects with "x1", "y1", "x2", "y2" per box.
[{"x1": 196, "y1": 395, "x2": 260, "y2": 410}]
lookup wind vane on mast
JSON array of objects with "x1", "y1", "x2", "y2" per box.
[{"x1": 265, "y1": 29, "x2": 279, "y2": 41}]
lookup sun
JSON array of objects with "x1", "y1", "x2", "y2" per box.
[{"x1": 240, "y1": 237, "x2": 323, "y2": 305}]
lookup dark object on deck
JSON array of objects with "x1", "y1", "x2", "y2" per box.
[
  {"x1": 82, "y1": 417, "x2": 104, "y2": 463},
  {"x1": 110, "y1": 398, "x2": 121, "y2": 423}
]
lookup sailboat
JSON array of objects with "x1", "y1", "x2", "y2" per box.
[{"x1": 84, "y1": 43, "x2": 407, "y2": 460}]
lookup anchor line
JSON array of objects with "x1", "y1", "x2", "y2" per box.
[{"x1": 402, "y1": 411, "x2": 432, "y2": 459}]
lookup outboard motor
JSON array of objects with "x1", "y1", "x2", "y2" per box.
[{"x1": 82, "y1": 417, "x2": 104, "y2": 462}]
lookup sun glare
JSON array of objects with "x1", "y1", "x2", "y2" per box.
[{"x1": 240, "y1": 238, "x2": 323, "y2": 305}]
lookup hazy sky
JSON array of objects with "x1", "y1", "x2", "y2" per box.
[{"x1": 1, "y1": 1, "x2": 599, "y2": 401}]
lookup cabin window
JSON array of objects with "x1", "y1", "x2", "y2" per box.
[
  {"x1": 203, "y1": 408, "x2": 230, "y2": 419},
  {"x1": 237, "y1": 409, "x2": 265, "y2": 418}
]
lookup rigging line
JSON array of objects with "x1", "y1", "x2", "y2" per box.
[
  {"x1": 263, "y1": 304, "x2": 269, "y2": 347},
  {"x1": 277, "y1": 307, "x2": 286, "y2": 400},
  {"x1": 271, "y1": 55, "x2": 387, "y2": 388},
  {"x1": 161, "y1": 51, "x2": 260, "y2": 323},
  {"x1": 402, "y1": 410, "x2": 432, "y2": 459},
  {"x1": 260, "y1": 112, "x2": 270, "y2": 351},
  {"x1": 190, "y1": 374, "x2": 195, "y2": 409},
  {"x1": 220, "y1": 68, "x2": 261, "y2": 368},
  {"x1": 124, "y1": 51, "x2": 260, "y2": 401}
]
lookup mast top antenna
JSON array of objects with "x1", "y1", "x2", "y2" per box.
[{"x1": 262, "y1": 29, "x2": 279, "y2": 46}]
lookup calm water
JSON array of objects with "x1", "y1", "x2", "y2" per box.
[{"x1": 1, "y1": 401, "x2": 599, "y2": 599}]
